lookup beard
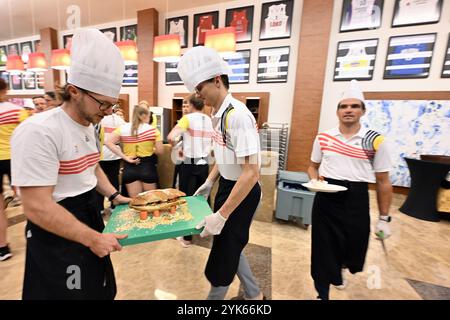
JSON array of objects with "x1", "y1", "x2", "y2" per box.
[{"x1": 76, "y1": 99, "x2": 103, "y2": 124}]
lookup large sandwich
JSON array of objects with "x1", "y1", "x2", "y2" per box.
[{"x1": 129, "y1": 188, "x2": 187, "y2": 213}]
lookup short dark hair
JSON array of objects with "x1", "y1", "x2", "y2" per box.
[
  {"x1": 337, "y1": 100, "x2": 366, "y2": 111},
  {"x1": 56, "y1": 84, "x2": 71, "y2": 102},
  {"x1": 0, "y1": 78, "x2": 7, "y2": 91},
  {"x1": 45, "y1": 91, "x2": 56, "y2": 100},
  {"x1": 203, "y1": 74, "x2": 230, "y2": 90},
  {"x1": 32, "y1": 95, "x2": 45, "y2": 100},
  {"x1": 188, "y1": 93, "x2": 204, "y2": 111}
]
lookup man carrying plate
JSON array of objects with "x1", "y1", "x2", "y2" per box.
[{"x1": 307, "y1": 80, "x2": 393, "y2": 300}]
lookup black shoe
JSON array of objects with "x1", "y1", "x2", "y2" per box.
[{"x1": 0, "y1": 245, "x2": 12, "y2": 261}]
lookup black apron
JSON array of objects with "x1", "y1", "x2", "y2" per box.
[
  {"x1": 22, "y1": 188, "x2": 116, "y2": 300},
  {"x1": 205, "y1": 177, "x2": 261, "y2": 287},
  {"x1": 311, "y1": 178, "x2": 370, "y2": 286}
]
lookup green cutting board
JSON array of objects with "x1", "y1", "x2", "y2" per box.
[{"x1": 103, "y1": 196, "x2": 212, "y2": 246}]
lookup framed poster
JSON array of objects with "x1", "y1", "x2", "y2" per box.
[
  {"x1": 392, "y1": 0, "x2": 442, "y2": 27},
  {"x1": 340, "y1": 0, "x2": 383, "y2": 32},
  {"x1": 166, "y1": 16, "x2": 188, "y2": 48},
  {"x1": 442, "y1": 34, "x2": 450, "y2": 78},
  {"x1": 120, "y1": 24, "x2": 138, "y2": 41},
  {"x1": 0, "y1": 71, "x2": 10, "y2": 88},
  {"x1": 20, "y1": 41, "x2": 33, "y2": 63},
  {"x1": 384, "y1": 33, "x2": 436, "y2": 79},
  {"x1": 257, "y1": 46, "x2": 290, "y2": 83},
  {"x1": 7, "y1": 43, "x2": 19, "y2": 56},
  {"x1": 334, "y1": 39, "x2": 378, "y2": 81},
  {"x1": 123, "y1": 65, "x2": 138, "y2": 86},
  {"x1": 100, "y1": 27, "x2": 117, "y2": 42},
  {"x1": 10, "y1": 74, "x2": 23, "y2": 90},
  {"x1": 22, "y1": 72, "x2": 36, "y2": 90},
  {"x1": 224, "y1": 50, "x2": 251, "y2": 84},
  {"x1": 193, "y1": 11, "x2": 219, "y2": 46},
  {"x1": 259, "y1": 0, "x2": 293, "y2": 40},
  {"x1": 165, "y1": 61, "x2": 183, "y2": 85},
  {"x1": 225, "y1": 6, "x2": 254, "y2": 43},
  {"x1": 63, "y1": 34, "x2": 73, "y2": 50},
  {"x1": 34, "y1": 40, "x2": 41, "y2": 52},
  {"x1": 36, "y1": 72, "x2": 45, "y2": 89},
  {"x1": 0, "y1": 46, "x2": 7, "y2": 67}
]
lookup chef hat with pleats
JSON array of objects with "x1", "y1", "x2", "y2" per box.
[
  {"x1": 177, "y1": 46, "x2": 231, "y2": 92},
  {"x1": 340, "y1": 79, "x2": 365, "y2": 103},
  {"x1": 68, "y1": 28, "x2": 124, "y2": 99}
]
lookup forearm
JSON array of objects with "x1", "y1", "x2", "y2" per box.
[
  {"x1": 218, "y1": 168, "x2": 259, "y2": 218},
  {"x1": 307, "y1": 163, "x2": 320, "y2": 180},
  {"x1": 105, "y1": 142, "x2": 127, "y2": 160},
  {"x1": 206, "y1": 164, "x2": 220, "y2": 183},
  {"x1": 95, "y1": 165, "x2": 117, "y2": 197},
  {"x1": 376, "y1": 179, "x2": 392, "y2": 215}
]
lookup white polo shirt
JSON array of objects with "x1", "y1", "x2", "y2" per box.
[
  {"x1": 212, "y1": 94, "x2": 260, "y2": 181},
  {"x1": 311, "y1": 127, "x2": 392, "y2": 183},
  {"x1": 177, "y1": 112, "x2": 214, "y2": 159},
  {"x1": 11, "y1": 108, "x2": 100, "y2": 202},
  {"x1": 100, "y1": 114, "x2": 126, "y2": 161}
]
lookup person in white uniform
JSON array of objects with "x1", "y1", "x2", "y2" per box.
[
  {"x1": 307, "y1": 80, "x2": 393, "y2": 300},
  {"x1": 11, "y1": 29, "x2": 130, "y2": 300},
  {"x1": 177, "y1": 46, "x2": 265, "y2": 300}
]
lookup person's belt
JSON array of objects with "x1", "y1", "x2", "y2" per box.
[{"x1": 183, "y1": 157, "x2": 207, "y2": 165}]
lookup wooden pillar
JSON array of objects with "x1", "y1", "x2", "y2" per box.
[
  {"x1": 137, "y1": 8, "x2": 159, "y2": 105},
  {"x1": 286, "y1": 0, "x2": 333, "y2": 172},
  {"x1": 39, "y1": 27, "x2": 59, "y2": 91}
]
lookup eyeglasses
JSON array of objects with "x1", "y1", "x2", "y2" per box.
[{"x1": 78, "y1": 87, "x2": 119, "y2": 112}]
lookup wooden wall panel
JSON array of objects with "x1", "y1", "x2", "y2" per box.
[
  {"x1": 137, "y1": 8, "x2": 158, "y2": 105},
  {"x1": 39, "y1": 28, "x2": 59, "y2": 91},
  {"x1": 286, "y1": 0, "x2": 333, "y2": 172}
]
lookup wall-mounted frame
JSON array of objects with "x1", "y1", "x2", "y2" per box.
[
  {"x1": 259, "y1": 0, "x2": 293, "y2": 40},
  {"x1": 334, "y1": 38, "x2": 378, "y2": 81},
  {"x1": 339, "y1": 0, "x2": 383, "y2": 32},
  {"x1": 165, "y1": 61, "x2": 183, "y2": 85},
  {"x1": 10, "y1": 74, "x2": 23, "y2": 90},
  {"x1": 392, "y1": 0, "x2": 442, "y2": 27},
  {"x1": 0, "y1": 46, "x2": 7, "y2": 67},
  {"x1": 166, "y1": 16, "x2": 188, "y2": 48},
  {"x1": 0, "y1": 71, "x2": 10, "y2": 88},
  {"x1": 224, "y1": 50, "x2": 251, "y2": 84},
  {"x1": 441, "y1": 34, "x2": 450, "y2": 78},
  {"x1": 33, "y1": 40, "x2": 41, "y2": 53},
  {"x1": 257, "y1": 46, "x2": 290, "y2": 83},
  {"x1": 100, "y1": 27, "x2": 117, "y2": 42},
  {"x1": 120, "y1": 24, "x2": 138, "y2": 41},
  {"x1": 193, "y1": 11, "x2": 219, "y2": 46},
  {"x1": 36, "y1": 72, "x2": 45, "y2": 89},
  {"x1": 20, "y1": 41, "x2": 33, "y2": 63},
  {"x1": 225, "y1": 6, "x2": 254, "y2": 43},
  {"x1": 384, "y1": 33, "x2": 436, "y2": 79},
  {"x1": 63, "y1": 34, "x2": 73, "y2": 50},
  {"x1": 22, "y1": 72, "x2": 36, "y2": 90},
  {"x1": 7, "y1": 43, "x2": 19, "y2": 56},
  {"x1": 123, "y1": 65, "x2": 138, "y2": 86}
]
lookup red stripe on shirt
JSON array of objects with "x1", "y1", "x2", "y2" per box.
[
  {"x1": 59, "y1": 153, "x2": 100, "y2": 169},
  {"x1": 59, "y1": 158, "x2": 99, "y2": 175},
  {"x1": 104, "y1": 127, "x2": 116, "y2": 133},
  {"x1": 187, "y1": 128, "x2": 214, "y2": 138},
  {"x1": 321, "y1": 147, "x2": 370, "y2": 160},
  {"x1": 318, "y1": 136, "x2": 373, "y2": 157},
  {"x1": 319, "y1": 133, "x2": 370, "y2": 154},
  {"x1": 319, "y1": 141, "x2": 374, "y2": 158},
  {"x1": 0, "y1": 109, "x2": 21, "y2": 117}
]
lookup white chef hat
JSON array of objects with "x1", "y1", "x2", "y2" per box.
[
  {"x1": 340, "y1": 79, "x2": 365, "y2": 103},
  {"x1": 177, "y1": 46, "x2": 231, "y2": 92},
  {"x1": 68, "y1": 28, "x2": 125, "y2": 99}
]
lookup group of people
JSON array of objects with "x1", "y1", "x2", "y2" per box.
[
  {"x1": 31, "y1": 91, "x2": 61, "y2": 113},
  {"x1": 0, "y1": 28, "x2": 394, "y2": 301}
]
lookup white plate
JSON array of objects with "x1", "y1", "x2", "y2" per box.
[{"x1": 302, "y1": 182, "x2": 348, "y2": 193}]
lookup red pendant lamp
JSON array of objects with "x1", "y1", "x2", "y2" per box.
[
  {"x1": 115, "y1": 40, "x2": 138, "y2": 65},
  {"x1": 153, "y1": 34, "x2": 181, "y2": 63},
  {"x1": 27, "y1": 52, "x2": 48, "y2": 72},
  {"x1": 51, "y1": 49, "x2": 71, "y2": 70},
  {"x1": 6, "y1": 55, "x2": 25, "y2": 74},
  {"x1": 204, "y1": 27, "x2": 236, "y2": 58}
]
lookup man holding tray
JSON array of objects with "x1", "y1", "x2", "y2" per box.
[
  {"x1": 177, "y1": 46, "x2": 264, "y2": 300},
  {"x1": 11, "y1": 29, "x2": 130, "y2": 299},
  {"x1": 307, "y1": 80, "x2": 393, "y2": 300}
]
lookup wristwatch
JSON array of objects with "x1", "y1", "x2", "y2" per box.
[
  {"x1": 379, "y1": 215, "x2": 392, "y2": 222},
  {"x1": 108, "y1": 191, "x2": 121, "y2": 202}
]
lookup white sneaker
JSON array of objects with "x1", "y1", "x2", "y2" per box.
[
  {"x1": 333, "y1": 270, "x2": 347, "y2": 290},
  {"x1": 176, "y1": 237, "x2": 192, "y2": 248}
]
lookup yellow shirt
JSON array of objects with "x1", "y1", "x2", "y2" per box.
[
  {"x1": 0, "y1": 102, "x2": 29, "y2": 160},
  {"x1": 114, "y1": 123, "x2": 161, "y2": 157}
]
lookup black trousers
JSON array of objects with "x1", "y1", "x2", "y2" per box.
[{"x1": 96, "y1": 159, "x2": 121, "y2": 211}]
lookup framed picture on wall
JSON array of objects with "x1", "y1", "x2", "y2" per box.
[
  {"x1": 225, "y1": 6, "x2": 254, "y2": 43},
  {"x1": 193, "y1": 11, "x2": 219, "y2": 46},
  {"x1": 257, "y1": 46, "x2": 290, "y2": 83},
  {"x1": 120, "y1": 24, "x2": 138, "y2": 41},
  {"x1": 34, "y1": 40, "x2": 41, "y2": 52},
  {"x1": 384, "y1": 33, "x2": 436, "y2": 79},
  {"x1": 123, "y1": 65, "x2": 138, "y2": 86},
  {"x1": 20, "y1": 41, "x2": 33, "y2": 63},
  {"x1": 224, "y1": 50, "x2": 251, "y2": 84},
  {"x1": 0, "y1": 71, "x2": 10, "y2": 88},
  {"x1": 100, "y1": 27, "x2": 117, "y2": 42},
  {"x1": 63, "y1": 34, "x2": 73, "y2": 50},
  {"x1": 165, "y1": 61, "x2": 183, "y2": 85},
  {"x1": 7, "y1": 43, "x2": 20, "y2": 56},
  {"x1": 259, "y1": 0, "x2": 294, "y2": 40},
  {"x1": 441, "y1": 34, "x2": 450, "y2": 78},
  {"x1": 340, "y1": 0, "x2": 384, "y2": 32},
  {"x1": 10, "y1": 74, "x2": 23, "y2": 90},
  {"x1": 0, "y1": 46, "x2": 7, "y2": 67},
  {"x1": 392, "y1": 0, "x2": 442, "y2": 27},
  {"x1": 166, "y1": 16, "x2": 188, "y2": 48},
  {"x1": 334, "y1": 38, "x2": 378, "y2": 81},
  {"x1": 36, "y1": 72, "x2": 45, "y2": 89},
  {"x1": 23, "y1": 72, "x2": 36, "y2": 90}
]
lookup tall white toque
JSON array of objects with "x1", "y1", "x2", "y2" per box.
[{"x1": 340, "y1": 79, "x2": 365, "y2": 103}]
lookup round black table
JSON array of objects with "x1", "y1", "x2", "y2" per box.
[{"x1": 400, "y1": 157, "x2": 450, "y2": 222}]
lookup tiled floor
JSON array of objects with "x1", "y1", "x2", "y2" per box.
[{"x1": 1, "y1": 191, "x2": 449, "y2": 300}]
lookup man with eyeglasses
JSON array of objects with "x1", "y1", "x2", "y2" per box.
[
  {"x1": 11, "y1": 29, "x2": 130, "y2": 300},
  {"x1": 307, "y1": 80, "x2": 393, "y2": 300}
]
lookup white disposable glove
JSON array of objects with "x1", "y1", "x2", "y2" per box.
[
  {"x1": 194, "y1": 179, "x2": 214, "y2": 199},
  {"x1": 196, "y1": 211, "x2": 227, "y2": 237},
  {"x1": 375, "y1": 219, "x2": 391, "y2": 239}
]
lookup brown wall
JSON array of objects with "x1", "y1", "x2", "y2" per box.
[
  {"x1": 39, "y1": 28, "x2": 59, "y2": 91},
  {"x1": 286, "y1": 0, "x2": 334, "y2": 173}
]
